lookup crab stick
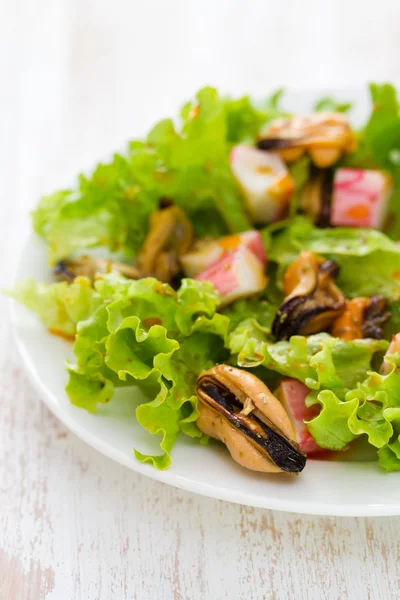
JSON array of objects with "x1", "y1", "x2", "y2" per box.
[
  {"x1": 230, "y1": 145, "x2": 294, "y2": 224},
  {"x1": 195, "y1": 245, "x2": 267, "y2": 306},
  {"x1": 276, "y1": 378, "x2": 325, "y2": 455},
  {"x1": 181, "y1": 230, "x2": 266, "y2": 278},
  {"x1": 331, "y1": 168, "x2": 392, "y2": 229}
]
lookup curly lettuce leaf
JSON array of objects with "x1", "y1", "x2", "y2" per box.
[
  {"x1": 305, "y1": 390, "x2": 359, "y2": 450},
  {"x1": 9, "y1": 276, "x2": 98, "y2": 337},
  {"x1": 304, "y1": 350, "x2": 400, "y2": 466},
  {"x1": 65, "y1": 304, "x2": 131, "y2": 411},
  {"x1": 175, "y1": 279, "x2": 220, "y2": 335},
  {"x1": 221, "y1": 297, "x2": 278, "y2": 332},
  {"x1": 107, "y1": 312, "x2": 228, "y2": 468},
  {"x1": 134, "y1": 330, "x2": 228, "y2": 469},
  {"x1": 33, "y1": 154, "x2": 156, "y2": 262},
  {"x1": 63, "y1": 276, "x2": 229, "y2": 468},
  {"x1": 228, "y1": 325, "x2": 388, "y2": 391}
]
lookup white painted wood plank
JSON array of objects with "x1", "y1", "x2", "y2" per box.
[{"x1": 1, "y1": 1, "x2": 400, "y2": 598}]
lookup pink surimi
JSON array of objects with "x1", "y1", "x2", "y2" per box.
[
  {"x1": 331, "y1": 168, "x2": 392, "y2": 229},
  {"x1": 181, "y1": 230, "x2": 266, "y2": 278},
  {"x1": 195, "y1": 245, "x2": 267, "y2": 307},
  {"x1": 230, "y1": 145, "x2": 294, "y2": 224},
  {"x1": 276, "y1": 378, "x2": 325, "y2": 455}
]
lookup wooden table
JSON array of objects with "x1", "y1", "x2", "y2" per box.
[{"x1": 1, "y1": 1, "x2": 400, "y2": 598}]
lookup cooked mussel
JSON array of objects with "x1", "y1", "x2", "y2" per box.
[
  {"x1": 300, "y1": 166, "x2": 334, "y2": 227},
  {"x1": 54, "y1": 257, "x2": 140, "y2": 282},
  {"x1": 332, "y1": 295, "x2": 389, "y2": 340},
  {"x1": 137, "y1": 203, "x2": 194, "y2": 283},
  {"x1": 362, "y1": 295, "x2": 390, "y2": 339},
  {"x1": 257, "y1": 113, "x2": 356, "y2": 168},
  {"x1": 272, "y1": 251, "x2": 345, "y2": 341},
  {"x1": 196, "y1": 365, "x2": 306, "y2": 474}
]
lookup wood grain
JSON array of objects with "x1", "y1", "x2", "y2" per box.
[{"x1": 1, "y1": 1, "x2": 400, "y2": 598}]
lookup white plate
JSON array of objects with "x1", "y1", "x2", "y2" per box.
[{"x1": 11, "y1": 89, "x2": 400, "y2": 516}]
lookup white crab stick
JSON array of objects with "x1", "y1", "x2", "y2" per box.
[
  {"x1": 181, "y1": 230, "x2": 266, "y2": 278},
  {"x1": 276, "y1": 378, "x2": 324, "y2": 455},
  {"x1": 381, "y1": 333, "x2": 400, "y2": 375},
  {"x1": 331, "y1": 168, "x2": 392, "y2": 229},
  {"x1": 195, "y1": 245, "x2": 267, "y2": 306},
  {"x1": 230, "y1": 145, "x2": 295, "y2": 224}
]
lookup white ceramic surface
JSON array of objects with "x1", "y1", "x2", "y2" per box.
[{"x1": 11, "y1": 88, "x2": 400, "y2": 517}]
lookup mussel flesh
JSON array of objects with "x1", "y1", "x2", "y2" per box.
[
  {"x1": 54, "y1": 257, "x2": 140, "y2": 282},
  {"x1": 196, "y1": 365, "x2": 306, "y2": 474},
  {"x1": 257, "y1": 113, "x2": 356, "y2": 168},
  {"x1": 272, "y1": 251, "x2": 345, "y2": 340},
  {"x1": 332, "y1": 295, "x2": 389, "y2": 340},
  {"x1": 137, "y1": 204, "x2": 194, "y2": 283}
]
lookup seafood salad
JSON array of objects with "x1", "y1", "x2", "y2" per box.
[{"x1": 11, "y1": 84, "x2": 400, "y2": 474}]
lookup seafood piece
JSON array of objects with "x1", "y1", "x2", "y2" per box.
[
  {"x1": 230, "y1": 145, "x2": 294, "y2": 224},
  {"x1": 196, "y1": 365, "x2": 306, "y2": 473},
  {"x1": 54, "y1": 257, "x2": 140, "y2": 282},
  {"x1": 332, "y1": 296, "x2": 389, "y2": 340},
  {"x1": 272, "y1": 251, "x2": 345, "y2": 340},
  {"x1": 276, "y1": 378, "x2": 324, "y2": 455},
  {"x1": 137, "y1": 204, "x2": 194, "y2": 283},
  {"x1": 300, "y1": 167, "x2": 334, "y2": 227},
  {"x1": 195, "y1": 245, "x2": 267, "y2": 307},
  {"x1": 331, "y1": 168, "x2": 392, "y2": 229},
  {"x1": 258, "y1": 113, "x2": 356, "y2": 168},
  {"x1": 181, "y1": 230, "x2": 266, "y2": 278}
]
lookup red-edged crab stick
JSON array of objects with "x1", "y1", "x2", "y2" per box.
[
  {"x1": 331, "y1": 168, "x2": 392, "y2": 229},
  {"x1": 195, "y1": 244, "x2": 267, "y2": 307},
  {"x1": 276, "y1": 378, "x2": 325, "y2": 455},
  {"x1": 181, "y1": 230, "x2": 266, "y2": 278}
]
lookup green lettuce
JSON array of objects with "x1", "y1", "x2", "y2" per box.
[
  {"x1": 305, "y1": 390, "x2": 359, "y2": 450},
  {"x1": 306, "y1": 352, "x2": 400, "y2": 467},
  {"x1": 9, "y1": 276, "x2": 98, "y2": 337},
  {"x1": 221, "y1": 297, "x2": 278, "y2": 332},
  {"x1": 65, "y1": 276, "x2": 229, "y2": 468},
  {"x1": 35, "y1": 87, "x2": 295, "y2": 261},
  {"x1": 32, "y1": 155, "x2": 156, "y2": 262},
  {"x1": 228, "y1": 326, "x2": 387, "y2": 391}
]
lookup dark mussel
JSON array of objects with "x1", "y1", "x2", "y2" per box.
[
  {"x1": 257, "y1": 113, "x2": 356, "y2": 168},
  {"x1": 331, "y1": 295, "x2": 390, "y2": 341},
  {"x1": 54, "y1": 257, "x2": 140, "y2": 282},
  {"x1": 300, "y1": 166, "x2": 334, "y2": 227},
  {"x1": 137, "y1": 204, "x2": 194, "y2": 284},
  {"x1": 272, "y1": 251, "x2": 345, "y2": 341},
  {"x1": 196, "y1": 365, "x2": 306, "y2": 474}
]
